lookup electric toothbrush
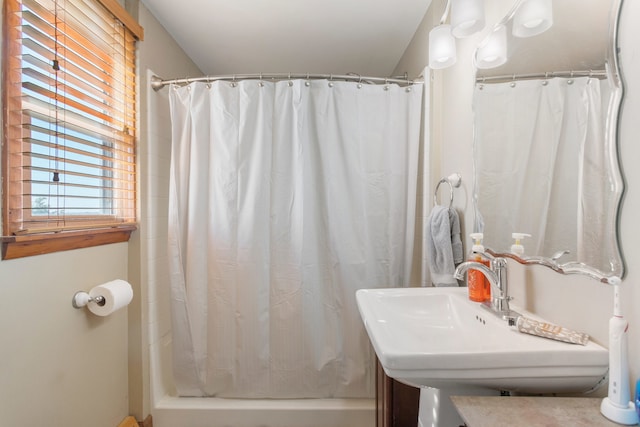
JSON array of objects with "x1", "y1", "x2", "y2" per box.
[{"x1": 600, "y1": 277, "x2": 639, "y2": 425}]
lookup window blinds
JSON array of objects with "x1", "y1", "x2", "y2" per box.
[{"x1": 3, "y1": 0, "x2": 136, "y2": 235}]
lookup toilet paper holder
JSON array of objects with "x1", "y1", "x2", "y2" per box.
[
  {"x1": 72, "y1": 291, "x2": 106, "y2": 309},
  {"x1": 71, "y1": 280, "x2": 133, "y2": 316}
]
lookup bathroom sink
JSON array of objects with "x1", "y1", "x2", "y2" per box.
[{"x1": 356, "y1": 287, "x2": 608, "y2": 393}]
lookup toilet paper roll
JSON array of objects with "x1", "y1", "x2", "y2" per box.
[{"x1": 88, "y1": 279, "x2": 133, "y2": 316}]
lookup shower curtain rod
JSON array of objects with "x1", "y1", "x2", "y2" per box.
[
  {"x1": 150, "y1": 73, "x2": 423, "y2": 91},
  {"x1": 476, "y1": 69, "x2": 608, "y2": 83}
]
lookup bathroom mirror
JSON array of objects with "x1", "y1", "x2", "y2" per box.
[{"x1": 471, "y1": 0, "x2": 625, "y2": 281}]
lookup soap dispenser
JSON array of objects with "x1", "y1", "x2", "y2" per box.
[
  {"x1": 467, "y1": 233, "x2": 490, "y2": 302},
  {"x1": 510, "y1": 233, "x2": 531, "y2": 257}
]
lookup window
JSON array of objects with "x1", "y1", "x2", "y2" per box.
[{"x1": 2, "y1": 0, "x2": 143, "y2": 259}]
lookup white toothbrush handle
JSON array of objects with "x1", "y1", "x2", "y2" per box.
[{"x1": 609, "y1": 315, "x2": 630, "y2": 407}]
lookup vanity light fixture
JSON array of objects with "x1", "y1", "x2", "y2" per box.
[
  {"x1": 475, "y1": 24, "x2": 508, "y2": 69},
  {"x1": 512, "y1": 0, "x2": 553, "y2": 38},
  {"x1": 429, "y1": 0, "x2": 486, "y2": 69},
  {"x1": 451, "y1": 0, "x2": 485, "y2": 38},
  {"x1": 429, "y1": 24, "x2": 457, "y2": 69}
]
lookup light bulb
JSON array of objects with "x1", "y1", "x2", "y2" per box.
[
  {"x1": 475, "y1": 25, "x2": 507, "y2": 69},
  {"x1": 429, "y1": 25, "x2": 457, "y2": 69},
  {"x1": 451, "y1": 0, "x2": 485, "y2": 38},
  {"x1": 512, "y1": 0, "x2": 553, "y2": 38}
]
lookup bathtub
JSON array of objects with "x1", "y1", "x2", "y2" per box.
[
  {"x1": 150, "y1": 336, "x2": 375, "y2": 427},
  {"x1": 152, "y1": 395, "x2": 375, "y2": 427}
]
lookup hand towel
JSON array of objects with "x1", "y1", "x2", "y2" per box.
[
  {"x1": 426, "y1": 205, "x2": 463, "y2": 287},
  {"x1": 449, "y1": 208, "x2": 464, "y2": 265}
]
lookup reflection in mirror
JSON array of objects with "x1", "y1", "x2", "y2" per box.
[{"x1": 471, "y1": 0, "x2": 624, "y2": 281}]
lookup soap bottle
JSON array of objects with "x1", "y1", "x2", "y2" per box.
[
  {"x1": 510, "y1": 233, "x2": 531, "y2": 258},
  {"x1": 467, "y1": 233, "x2": 490, "y2": 302}
]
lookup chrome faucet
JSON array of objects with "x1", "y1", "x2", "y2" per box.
[{"x1": 454, "y1": 255, "x2": 520, "y2": 321}]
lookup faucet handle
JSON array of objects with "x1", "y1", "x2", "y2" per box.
[{"x1": 490, "y1": 256, "x2": 508, "y2": 269}]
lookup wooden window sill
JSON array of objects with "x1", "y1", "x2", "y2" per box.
[{"x1": 1, "y1": 224, "x2": 137, "y2": 260}]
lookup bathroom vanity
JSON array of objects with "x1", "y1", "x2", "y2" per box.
[{"x1": 376, "y1": 360, "x2": 419, "y2": 427}]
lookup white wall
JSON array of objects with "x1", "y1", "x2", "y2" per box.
[
  {"x1": 394, "y1": 0, "x2": 640, "y2": 391},
  {"x1": 0, "y1": 244, "x2": 130, "y2": 426},
  {"x1": 616, "y1": 0, "x2": 640, "y2": 386},
  {"x1": 132, "y1": 1, "x2": 203, "y2": 417}
]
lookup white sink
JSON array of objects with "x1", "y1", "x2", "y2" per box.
[{"x1": 356, "y1": 287, "x2": 608, "y2": 393}]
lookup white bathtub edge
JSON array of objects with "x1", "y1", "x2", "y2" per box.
[{"x1": 152, "y1": 395, "x2": 376, "y2": 427}]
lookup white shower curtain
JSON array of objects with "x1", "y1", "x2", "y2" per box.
[
  {"x1": 168, "y1": 79, "x2": 423, "y2": 398},
  {"x1": 473, "y1": 77, "x2": 611, "y2": 266}
]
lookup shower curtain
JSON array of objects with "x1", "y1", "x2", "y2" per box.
[
  {"x1": 168, "y1": 79, "x2": 423, "y2": 398},
  {"x1": 473, "y1": 77, "x2": 611, "y2": 266}
]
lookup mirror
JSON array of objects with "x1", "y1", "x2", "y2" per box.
[{"x1": 471, "y1": 0, "x2": 625, "y2": 282}]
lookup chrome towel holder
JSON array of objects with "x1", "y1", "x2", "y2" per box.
[{"x1": 434, "y1": 173, "x2": 462, "y2": 207}]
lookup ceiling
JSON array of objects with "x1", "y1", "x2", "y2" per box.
[{"x1": 139, "y1": 0, "x2": 433, "y2": 78}]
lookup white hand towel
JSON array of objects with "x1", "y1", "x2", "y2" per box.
[{"x1": 426, "y1": 205, "x2": 462, "y2": 287}]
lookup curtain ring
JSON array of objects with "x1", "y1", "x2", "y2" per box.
[{"x1": 541, "y1": 72, "x2": 549, "y2": 86}]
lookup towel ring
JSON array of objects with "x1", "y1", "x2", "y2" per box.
[
  {"x1": 434, "y1": 178, "x2": 454, "y2": 207},
  {"x1": 433, "y1": 173, "x2": 461, "y2": 207}
]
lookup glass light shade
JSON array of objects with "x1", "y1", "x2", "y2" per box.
[
  {"x1": 512, "y1": 0, "x2": 553, "y2": 38},
  {"x1": 475, "y1": 25, "x2": 507, "y2": 69},
  {"x1": 429, "y1": 25, "x2": 457, "y2": 69},
  {"x1": 451, "y1": 0, "x2": 485, "y2": 38}
]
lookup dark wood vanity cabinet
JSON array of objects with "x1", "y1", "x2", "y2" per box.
[{"x1": 376, "y1": 360, "x2": 420, "y2": 427}]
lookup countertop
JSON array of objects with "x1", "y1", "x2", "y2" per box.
[{"x1": 451, "y1": 396, "x2": 631, "y2": 427}]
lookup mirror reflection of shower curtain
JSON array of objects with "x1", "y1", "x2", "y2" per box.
[
  {"x1": 167, "y1": 80, "x2": 423, "y2": 398},
  {"x1": 473, "y1": 77, "x2": 611, "y2": 268}
]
